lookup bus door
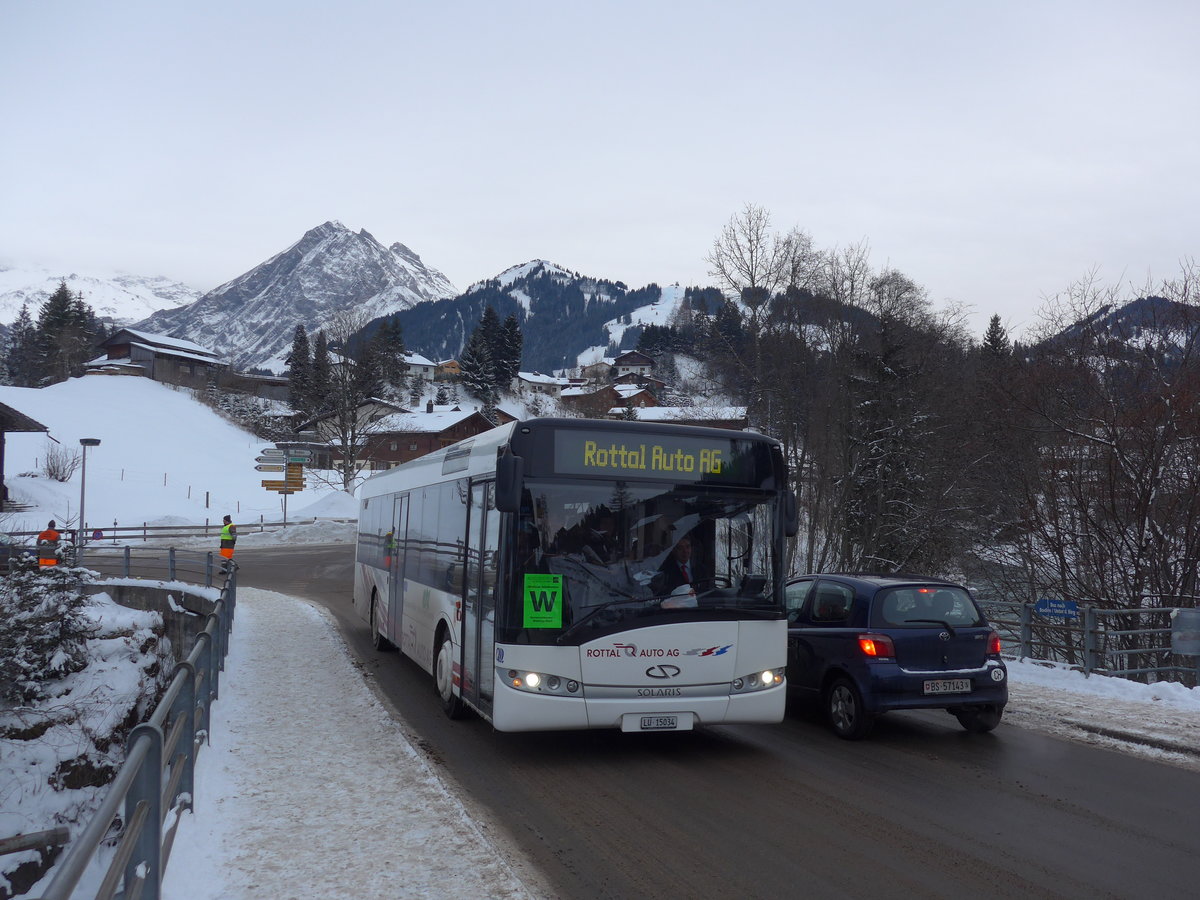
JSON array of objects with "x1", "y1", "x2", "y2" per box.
[
  {"x1": 462, "y1": 480, "x2": 499, "y2": 715},
  {"x1": 386, "y1": 494, "x2": 408, "y2": 645}
]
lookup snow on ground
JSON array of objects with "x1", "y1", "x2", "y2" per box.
[{"x1": 160, "y1": 588, "x2": 538, "y2": 900}]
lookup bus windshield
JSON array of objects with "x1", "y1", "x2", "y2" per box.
[{"x1": 506, "y1": 479, "x2": 783, "y2": 645}]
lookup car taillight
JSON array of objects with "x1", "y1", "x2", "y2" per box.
[
  {"x1": 988, "y1": 630, "x2": 1002, "y2": 655},
  {"x1": 858, "y1": 633, "x2": 895, "y2": 658}
]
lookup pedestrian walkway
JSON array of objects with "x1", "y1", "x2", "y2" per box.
[{"x1": 162, "y1": 588, "x2": 538, "y2": 899}]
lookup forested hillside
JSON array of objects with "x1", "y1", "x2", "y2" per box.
[{"x1": 370, "y1": 262, "x2": 661, "y2": 372}]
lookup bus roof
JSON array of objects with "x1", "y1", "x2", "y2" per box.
[{"x1": 357, "y1": 417, "x2": 783, "y2": 500}]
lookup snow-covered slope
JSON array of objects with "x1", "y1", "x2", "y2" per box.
[{"x1": 0, "y1": 377, "x2": 349, "y2": 532}]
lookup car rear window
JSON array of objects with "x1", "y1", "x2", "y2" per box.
[{"x1": 870, "y1": 586, "x2": 984, "y2": 628}]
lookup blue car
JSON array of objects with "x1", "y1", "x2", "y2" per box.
[{"x1": 785, "y1": 574, "x2": 1008, "y2": 739}]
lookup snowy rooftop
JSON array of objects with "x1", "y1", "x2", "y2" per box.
[
  {"x1": 515, "y1": 371, "x2": 571, "y2": 387},
  {"x1": 371, "y1": 408, "x2": 479, "y2": 433},
  {"x1": 403, "y1": 350, "x2": 436, "y2": 368},
  {"x1": 113, "y1": 328, "x2": 217, "y2": 359}
]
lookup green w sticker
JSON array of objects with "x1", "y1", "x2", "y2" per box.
[{"x1": 523, "y1": 574, "x2": 563, "y2": 628}]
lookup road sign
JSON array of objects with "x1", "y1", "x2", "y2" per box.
[
  {"x1": 255, "y1": 464, "x2": 285, "y2": 472},
  {"x1": 1035, "y1": 596, "x2": 1079, "y2": 621},
  {"x1": 255, "y1": 456, "x2": 284, "y2": 464},
  {"x1": 283, "y1": 448, "x2": 312, "y2": 458},
  {"x1": 287, "y1": 456, "x2": 310, "y2": 464},
  {"x1": 259, "y1": 448, "x2": 286, "y2": 457}
]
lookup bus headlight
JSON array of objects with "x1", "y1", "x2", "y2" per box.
[
  {"x1": 730, "y1": 668, "x2": 784, "y2": 694},
  {"x1": 506, "y1": 669, "x2": 581, "y2": 696}
]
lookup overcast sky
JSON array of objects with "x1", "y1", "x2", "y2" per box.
[{"x1": 3, "y1": 1, "x2": 1197, "y2": 339}]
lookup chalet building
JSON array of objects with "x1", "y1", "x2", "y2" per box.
[
  {"x1": 361, "y1": 402, "x2": 497, "y2": 468},
  {"x1": 613, "y1": 371, "x2": 667, "y2": 393},
  {"x1": 561, "y1": 384, "x2": 658, "y2": 417},
  {"x1": 218, "y1": 371, "x2": 290, "y2": 402},
  {"x1": 492, "y1": 406, "x2": 521, "y2": 426},
  {"x1": 403, "y1": 351, "x2": 438, "y2": 381},
  {"x1": 87, "y1": 329, "x2": 226, "y2": 387},
  {"x1": 579, "y1": 360, "x2": 614, "y2": 382},
  {"x1": 436, "y1": 359, "x2": 461, "y2": 379},
  {"x1": 611, "y1": 350, "x2": 655, "y2": 379},
  {"x1": 513, "y1": 371, "x2": 573, "y2": 397}
]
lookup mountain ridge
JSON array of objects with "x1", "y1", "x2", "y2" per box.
[{"x1": 132, "y1": 221, "x2": 458, "y2": 370}]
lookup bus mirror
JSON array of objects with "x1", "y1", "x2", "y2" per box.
[
  {"x1": 784, "y1": 489, "x2": 799, "y2": 537},
  {"x1": 496, "y1": 454, "x2": 524, "y2": 512}
]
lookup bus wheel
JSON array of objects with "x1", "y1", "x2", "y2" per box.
[
  {"x1": 370, "y1": 597, "x2": 394, "y2": 652},
  {"x1": 435, "y1": 632, "x2": 465, "y2": 719}
]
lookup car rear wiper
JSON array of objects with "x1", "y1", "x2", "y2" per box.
[{"x1": 906, "y1": 618, "x2": 956, "y2": 637}]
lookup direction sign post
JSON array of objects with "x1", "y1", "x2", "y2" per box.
[{"x1": 255, "y1": 464, "x2": 285, "y2": 472}]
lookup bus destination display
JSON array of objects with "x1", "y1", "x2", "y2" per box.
[{"x1": 553, "y1": 429, "x2": 760, "y2": 485}]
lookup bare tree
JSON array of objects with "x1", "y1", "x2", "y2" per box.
[
  {"x1": 706, "y1": 203, "x2": 821, "y2": 299},
  {"x1": 305, "y1": 309, "x2": 391, "y2": 491},
  {"x1": 990, "y1": 262, "x2": 1200, "y2": 636}
]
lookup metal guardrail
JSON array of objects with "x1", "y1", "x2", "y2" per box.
[
  {"x1": 7, "y1": 517, "x2": 355, "y2": 549},
  {"x1": 979, "y1": 600, "x2": 1200, "y2": 687},
  {"x1": 21, "y1": 552, "x2": 238, "y2": 900}
]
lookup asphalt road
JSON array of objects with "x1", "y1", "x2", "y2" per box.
[{"x1": 235, "y1": 545, "x2": 1200, "y2": 899}]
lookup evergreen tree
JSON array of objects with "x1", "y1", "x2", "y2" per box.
[
  {"x1": 286, "y1": 325, "x2": 312, "y2": 414},
  {"x1": 982, "y1": 314, "x2": 1012, "y2": 358},
  {"x1": 36, "y1": 281, "x2": 101, "y2": 384},
  {"x1": 478, "y1": 306, "x2": 504, "y2": 381},
  {"x1": 5, "y1": 303, "x2": 40, "y2": 387},
  {"x1": 310, "y1": 330, "x2": 332, "y2": 416},
  {"x1": 458, "y1": 328, "x2": 496, "y2": 405},
  {"x1": 498, "y1": 314, "x2": 523, "y2": 385},
  {"x1": 370, "y1": 319, "x2": 409, "y2": 397},
  {"x1": 348, "y1": 333, "x2": 384, "y2": 400}
]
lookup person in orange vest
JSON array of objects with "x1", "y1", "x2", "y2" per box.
[
  {"x1": 219, "y1": 515, "x2": 237, "y2": 562},
  {"x1": 37, "y1": 520, "x2": 61, "y2": 567}
]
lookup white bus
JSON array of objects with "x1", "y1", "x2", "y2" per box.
[{"x1": 353, "y1": 417, "x2": 797, "y2": 732}]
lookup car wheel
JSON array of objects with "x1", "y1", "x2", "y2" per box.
[
  {"x1": 435, "y1": 633, "x2": 465, "y2": 719},
  {"x1": 826, "y1": 676, "x2": 873, "y2": 740},
  {"x1": 370, "y1": 597, "x2": 394, "y2": 652},
  {"x1": 954, "y1": 704, "x2": 1003, "y2": 733}
]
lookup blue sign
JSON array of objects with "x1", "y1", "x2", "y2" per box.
[{"x1": 1035, "y1": 596, "x2": 1079, "y2": 620}]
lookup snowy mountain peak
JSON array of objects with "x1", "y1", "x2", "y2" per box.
[
  {"x1": 132, "y1": 222, "x2": 459, "y2": 372},
  {"x1": 470, "y1": 260, "x2": 579, "y2": 293},
  {"x1": 0, "y1": 264, "x2": 200, "y2": 327}
]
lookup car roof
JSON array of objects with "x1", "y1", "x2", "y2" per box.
[{"x1": 788, "y1": 573, "x2": 965, "y2": 591}]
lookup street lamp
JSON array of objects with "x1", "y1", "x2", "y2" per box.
[{"x1": 79, "y1": 438, "x2": 100, "y2": 548}]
